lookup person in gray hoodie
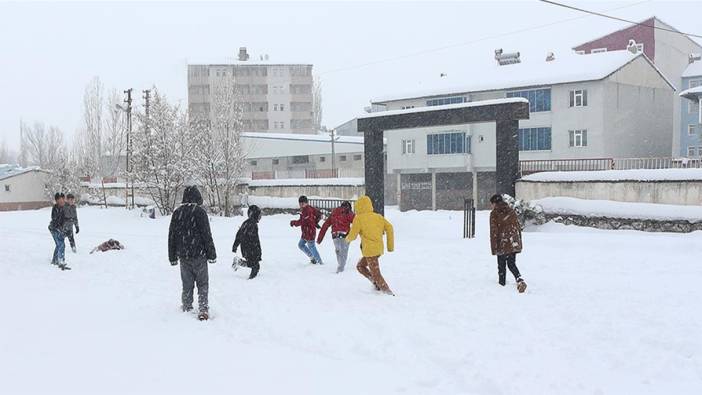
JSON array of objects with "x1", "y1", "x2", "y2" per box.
[{"x1": 64, "y1": 193, "x2": 79, "y2": 253}]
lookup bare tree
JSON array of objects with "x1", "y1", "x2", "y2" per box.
[
  {"x1": 45, "y1": 145, "x2": 81, "y2": 199},
  {"x1": 0, "y1": 139, "x2": 17, "y2": 164},
  {"x1": 313, "y1": 75, "x2": 323, "y2": 131},
  {"x1": 103, "y1": 89, "x2": 126, "y2": 176},
  {"x1": 130, "y1": 89, "x2": 194, "y2": 215},
  {"x1": 76, "y1": 76, "x2": 104, "y2": 177},
  {"x1": 20, "y1": 121, "x2": 64, "y2": 168},
  {"x1": 192, "y1": 74, "x2": 246, "y2": 216}
]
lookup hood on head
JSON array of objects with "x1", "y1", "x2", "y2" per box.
[
  {"x1": 182, "y1": 186, "x2": 203, "y2": 205},
  {"x1": 248, "y1": 205, "x2": 262, "y2": 222},
  {"x1": 355, "y1": 196, "x2": 373, "y2": 215}
]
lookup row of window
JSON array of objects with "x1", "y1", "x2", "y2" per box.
[
  {"x1": 190, "y1": 66, "x2": 312, "y2": 78},
  {"x1": 687, "y1": 146, "x2": 702, "y2": 157},
  {"x1": 249, "y1": 154, "x2": 362, "y2": 167},
  {"x1": 426, "y1": 97, "x2": 466, "y2": 106},
  {"x1": 401, "y1": 128, "x2": 588, "y2": 155},
  {"x1": 189, "y1": 83, "x2": 313, "y2": 97},
  {"x1": 507, "y1": 88, "x2": 588, "y2": 112}
]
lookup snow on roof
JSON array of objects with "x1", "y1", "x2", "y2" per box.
[
  {"x1": 535, "y1": 197, "x2": 702, "y2": 223},
  {"x1": 241, "y1": 132, "x2": 364, "y2": 144},
  {"x1": 372, "y1": 51, "x2": 660, "y2": 104},
  {"x1": 680, "y1": 86, "x2": 702, "y2": 99},
  {"x1": 358, "y1": 97, "x2": 529, "y2": 120},
  {"x1": 187, "y1": 57, "x2": 312, "y2": 66},
  {"x1": 683, "y1": 61, "x2": 702, "y2": 78},
  {"x1": 0, "y1": 164, "x2": 44, "y2": 181},
  {"x1": 521, "y1": 169, "x2": 702, "y2": 182}
]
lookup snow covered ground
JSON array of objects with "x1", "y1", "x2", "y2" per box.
[
  {"x1": 534, "y1": 197, "x2": 702, "y2": 222},
  {"x1": 521, "y1": 168, "x2": 702, "y2": 182},
  {"x1": 1, "y1": 206, "x2": 701, "y2": 394}
]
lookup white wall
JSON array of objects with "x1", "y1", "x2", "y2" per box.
[{"x1": 0, "y1": 171, "x2": 48, "y2": 203}]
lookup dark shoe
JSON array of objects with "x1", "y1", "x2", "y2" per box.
[
  {"x1": 517, "y1": 279, "x2": 527, "y2": 293},
  {"x1": 198, "y1": 311, "x2": 209, "y2": 321},
  {"x1": 182, "y1": 305, "x2": 193, "y2": 313},
  {"x1": 498, "y1": 280, "x2": 506, "y2": 286},
  {"x1": 310, "y1": 259, "x2": 317, "y2": 265}
]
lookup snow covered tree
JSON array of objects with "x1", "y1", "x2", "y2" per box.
[
  {"x1": 0, "y1": 139, "x2": 17, "y2": 164},
  {"x1": 313, "y1": 75, "x2": 323, "y2": 131},
  {"x1": 191, "y1": 75, "x2": 246, "y2": 216},
  {"x1": 20, "y1": 121, "x2": 64, "y2": 168},
  {"x1": 130, "y1": 89, "x2": 194, "y2": 215},
  {"x1": 45, "y1": 146, "x2": 81, "y2": 200}
]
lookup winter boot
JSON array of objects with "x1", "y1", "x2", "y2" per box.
[
  {"x1": 249, "y1": 262, "x2": 260, "y2": 280},
  {"x1": 517, "y1": 279, "x2": 527, "y2": 293},
  {"x1": 310, "y1": 258, "x2": 317, "y2": 265},
  {"x1": 198, "y1": 310, "x2": 209, "y2": 321},
  {"x1": 58, "y1": 262, "x2": 71, "y2": 271}
]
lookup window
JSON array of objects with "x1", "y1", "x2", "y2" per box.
[
  {"x1": 272, "y1": 159, "x2": 279, "y2": 165},
  {"x1": 249, "y1": 160, "x2": 257, "y2": 166},
  {"x1": 292, "y1": 155, "x2": 309, "y2": 164},
  {"x1": 427, "y1": 132, "x2": 471, "y2": 155},
  {"x1": 401, "y1": 139, "x2": 416, "y2": 155},
  {"x1": 426, "y1": 97, "x2": 466, "y2": 106},
  {"x1": 353, "y1": 154, "x2": 362, "y2": 161},
  {"x1": 569, "y1": 90, "x2": 588, "y2": 107},
  {"x1": 4, "y1": 185, "x2": 9, "y2": 192},
  {"x1": 689, "y1": 146, "x2": 697, "y2": 157},
  {"x1": 689, "y1": 124, "x2": 697, "y2": 136},
  {"x1": 280, "y1": 104, "x2": 285, "y2": 111},
  {"x1": 506, "y1": 89, "x2": 551, "y2": 112},
  {"x1": 636, "y1": 43, "x2": 644, "y2": 53},
  {"x1": 575, "y1": 50, "x2": 586, "y2": 55},
  {"x1": 689, "y1": 80, "x2": 702, "y2": 113},
  {"x1": 279, "y1": 121, "x2": 285, "y2": 129},
  {"x1": 273, "y1": 104, "x2": 279, "y2": 111},
  {"x1": 339, "y1": 155, "x2": 347, "y2": 162},
  {"x1": 320, "y1": 156, "x2": 326, "y2": 163},
  {"x1": 569, "y1": 129, "x2": 588, "y2": 147},
  {"x1": 591, "y1": 48, "x2": 608, "y2": 54},
  {"x1": 519, "y1": 128, "x2": 552, "y2": 151}
]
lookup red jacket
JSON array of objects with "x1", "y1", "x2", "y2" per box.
[
  {"x1": 291, "y1": 205, "x2": 319, "y2": 241},
  {"x1": 317, "y1": 207, "x2": 355, "y2": 243}
]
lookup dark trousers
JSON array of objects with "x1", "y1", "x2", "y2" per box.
[
  {"x1": 497, "y1": 253, "x2": 521, "y2": 285},
  {"x1": 180, "y1": 257, "x2": 209, "y2": 312},
  {"x1": 244, "y1": 259, "x2": 260, "y2": 279},
  {"x1": 65, "y1": 225, "x2": 75, "y2": 248}
]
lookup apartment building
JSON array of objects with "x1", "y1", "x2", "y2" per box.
[
  {"x1": 188, "y1": 48, "x2": 315, "y2": 134},
  {"x1": 681, "y1": 60, "x2": 702, "y2": 157},
  {"x1": 370, "y1": 50, "x2": 674, "y2": 210},
  {"x1": 573, "y1": 17, "x2": 702, "y2": 156}
]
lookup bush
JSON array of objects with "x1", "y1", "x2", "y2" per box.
[{"x1": 501, "y1": 194, "x2": 546, "y2": 228}]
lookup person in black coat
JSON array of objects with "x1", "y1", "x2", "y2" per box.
[
  {"x1": 168, "y1": 186, "x2": 217, "y2": 319},
  {"x1": 48, "y1": 192, "x2": 69, "y2": 269},
  {"x1": 232, "y1": 205, "x2": 262, "y2": 279}
]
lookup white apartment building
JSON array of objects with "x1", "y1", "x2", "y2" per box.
[{"x1": 188, "y1": 48, "x2": 315, "y2": 134}]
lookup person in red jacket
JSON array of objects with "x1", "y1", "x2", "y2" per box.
[
  {"x1": 290, "y1": 195, "x2": 324, "y2": 264},
  {"x1": 317, "y1": 201, "x2": 355, "y2": 273}
]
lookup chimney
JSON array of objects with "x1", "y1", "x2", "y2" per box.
[
  {"x1": 495, "y1": 48, "x2": 521, "y2": 65},
  {"x1": 238, "y1": 47, "x2": 249, "y2": 61},
  {"x1": 546, "y1": 52, "x2": 555, "y2": 62}
]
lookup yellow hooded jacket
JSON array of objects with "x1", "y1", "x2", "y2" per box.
[{"x1": 346, "y1": 196, "x2": 394, "y2": 257}]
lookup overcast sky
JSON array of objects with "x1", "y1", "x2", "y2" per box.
[{"x1": 1, "y1": 0, "x2": 700, "y2": 150}]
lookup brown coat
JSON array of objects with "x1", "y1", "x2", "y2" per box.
[{"x1": 490, "y1": 202, "x2": 523, "y2": 256}]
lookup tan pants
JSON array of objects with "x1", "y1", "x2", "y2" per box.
[{"x1": 357, "y1": 256, "x2": 390, "y2": 292}]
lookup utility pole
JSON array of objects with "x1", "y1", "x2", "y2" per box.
[
  {"x1": 331, "y1": 128, "x2": 336, "y2": 177},
  {"x1": 124, "y1": 88, "x2": 133, "y2": 210}
]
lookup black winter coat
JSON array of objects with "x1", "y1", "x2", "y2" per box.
[
  {"x1": 168, "y1": 186, "x2": 217, "y2": 262},
  {"x1": 232, "y1": 218, "x2": 261, "y2": 263},
  {"x1": 48, "y1": 204, "x2": 65, "y2": 233}
]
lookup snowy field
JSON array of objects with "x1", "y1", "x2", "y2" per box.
[{"x1": 1, "y1": 206, "x2": 701, "y2": 394}]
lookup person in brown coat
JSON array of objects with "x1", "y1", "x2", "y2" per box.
[{"x1": 489, "y1": 194, "x2": 527, "y2": 293}]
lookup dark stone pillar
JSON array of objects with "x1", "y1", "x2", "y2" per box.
[
  {"x1": 495, "y1": 119, "x2": 520, "y2": 197},
  {"x1": 364, "y1": 129, "x2": 385, "y2": 215}
]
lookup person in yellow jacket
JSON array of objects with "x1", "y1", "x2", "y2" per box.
[{"x1": 345, "y1": 195, "x2": 395, "y2": 295}]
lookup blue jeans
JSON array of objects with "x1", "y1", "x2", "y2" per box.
[
  {"x1": 298, "y1": 239, "x2": 323, "y2": 264},
  {"x1": 51, "y1": 229, "x2": 65, "y2": 264}
]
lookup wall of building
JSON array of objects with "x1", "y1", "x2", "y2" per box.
[
  {"x1": 516, "y1": 179, "x2": 702, "y2": 206},
  {"x1": 680, "y1": 75, "x2": 702, "y2": 157},
  {"x1": 0, "y1": 171, "x2": 50, "y2": 211},
  {"x1": 247, "y1": 184, "x2": 364, "y2": 201},
  {"x1": 572, "y1": 17, "x2": 656, "y2": 59}
]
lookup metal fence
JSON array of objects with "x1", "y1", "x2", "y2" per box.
[
  {"x1": 463, "y1": 199, "x2": 476, "y2": 239},
  {"x1": 520, "y1": 157, "x2": 702, "y2": 175},
  {"x1": 309, "y1": 198, "x2": 353, "y2": 215},
  {"x1": 247, "y1": 168, "x2": 364, "y2": 180}
]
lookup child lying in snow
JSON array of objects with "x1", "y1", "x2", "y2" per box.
[{"x1": 90, "y1": 239, "x2": 125, "y2": 254}]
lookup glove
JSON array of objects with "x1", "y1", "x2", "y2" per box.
[
  {"x1": 75, "y1": 226, "x2": 80, "y2": 234},
  {"x1": 316, "y1": 224, "x2": 321, "y2": 229},
  {"x1": 290, "y1": 220, "x2": 295, "y2": 227},
  {"x1": 208, "y1": 259, "x2": 217, "y2": 265},
  {"x1": 170, "y1": 260, "x2": 178, "y2": 266}
]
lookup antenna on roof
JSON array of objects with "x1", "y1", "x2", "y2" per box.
[
  {"x1": 546, "y1": 52, "x2": 555, "y2": 62},
  {"x1": 690, "y1": 53, "x2": 702, "y2": 64},
  {"x1": 627, "y1": 39, "x2": 641, "y2": 54},
  {"x1": 440, "y1": 73, "x2": 447, "y2": 77}
]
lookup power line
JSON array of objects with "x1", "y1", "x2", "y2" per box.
[
  {"x1": 539, "y1": 0, "x2": 702, "y2": 39},
  {"x1": 318, "y1": 0, "x2": 650, "y2": 76}
]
